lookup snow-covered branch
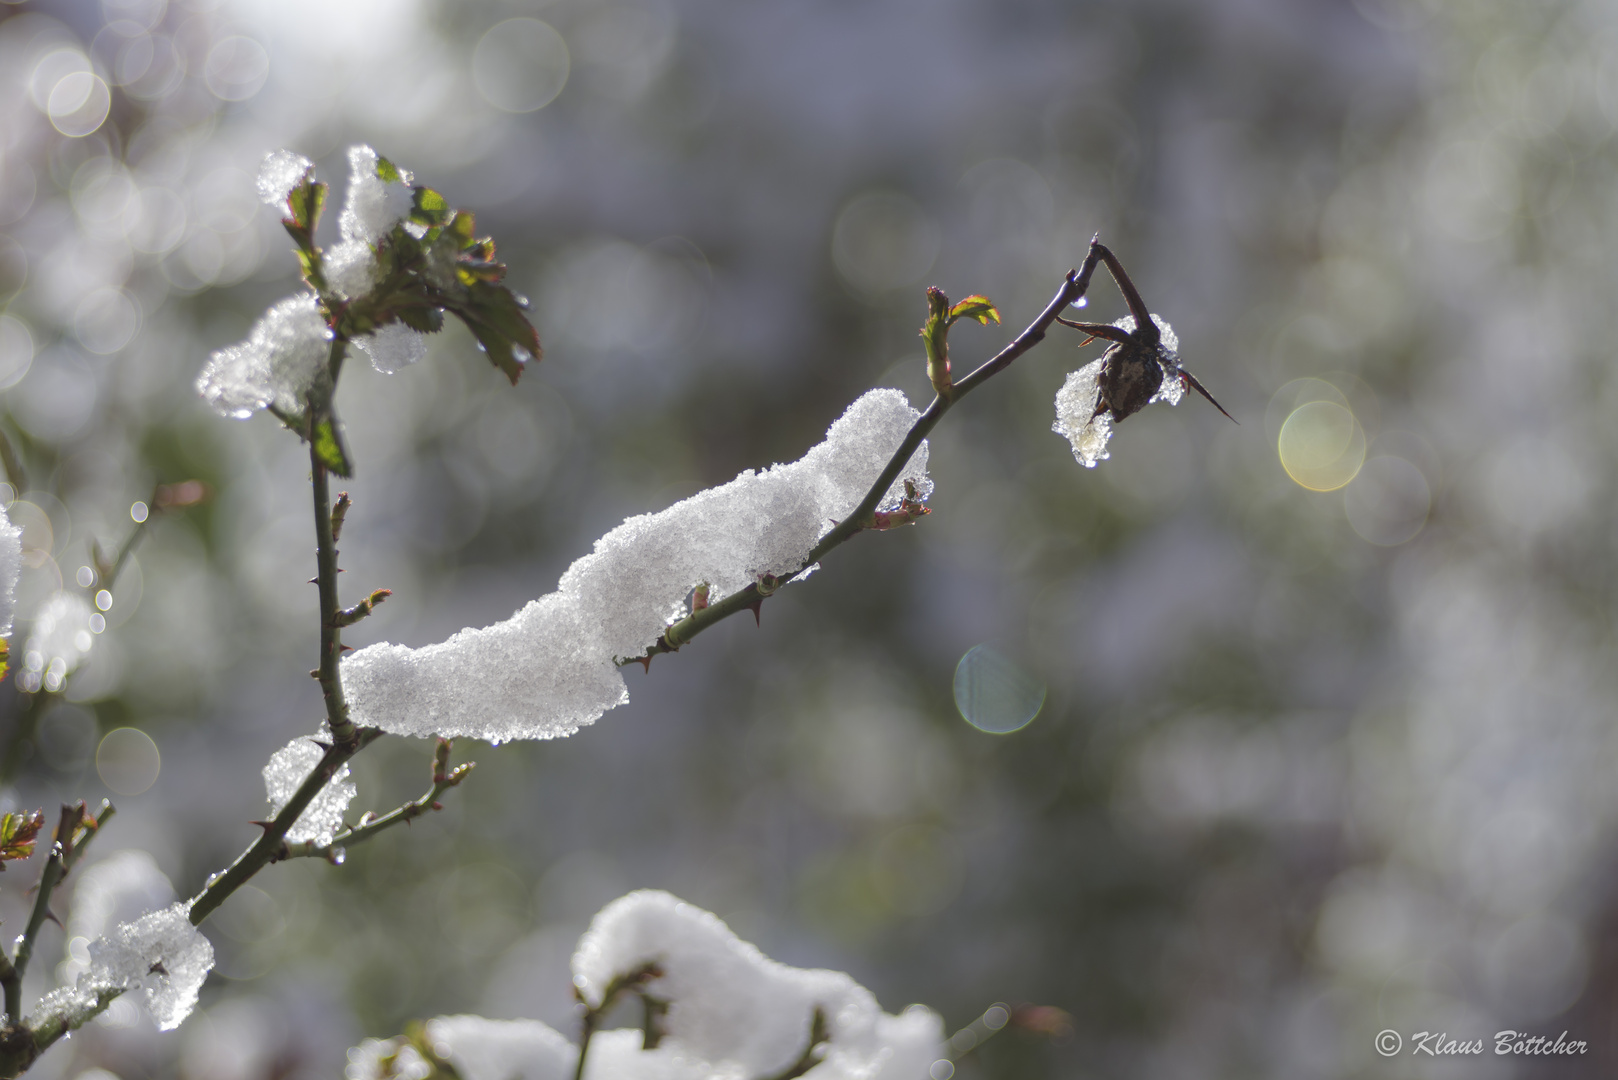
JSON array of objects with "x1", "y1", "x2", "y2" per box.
[{"x1": 0, "y1": 135, "x2": 1220, "y2": 1078}]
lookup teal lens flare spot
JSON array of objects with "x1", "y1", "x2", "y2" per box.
[{"x1": 952, "y1": 645, "x2": 1046, "y2": 734}]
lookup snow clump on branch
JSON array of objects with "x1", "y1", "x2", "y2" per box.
[
  {"x1": 340, "y1": 388, "x2": 932, "y2": 743},
  {"x1": 576, "y1": 890, "x2": 944, "y2": 1077},
  {"x1": 353, "y1": 319, "x2": 428, "y2": 374},
  {"x1": 31, "y1": 902, "x2": 213, "y2": 1033},
  {"x1": 332, "y1": 145, "x2": 434, "y2": 371},
  {"x1": 255, "y1": 149, "x2": 312, "y2": 208},
  {"x1": 195, "y1": 294, "x2": 331, "y2": 419},
  {"x1": 60, "y1": 850, "x2": 176, "y2": 984},
  {"x1": 339, "y1": 144, "x2": 414, "y2": 245},
  {"x1": 346, "y1": 891, "x2": 943, "y2": 1080},
  {"x1": 325, "y1": 144, "x2": 414, "y2": 304},
  {"x1": 263, "y1": 735, "x2": 357, "y2": 846}
]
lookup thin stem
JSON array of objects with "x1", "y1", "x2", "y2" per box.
[
  {"x1": 191, "y1": 334, "x2": 377, "y2": 925},
  {"x1": 4, "y1": 801, "x2": 114, "y2": 1023},
  {"x1": 760, "y1": 1008, "x2": 829, "y2": 1080},
  {"x1": 574, "y1": 1011, "x2": 598, "y2": 1080},
  {"x1": 628, "y1": 252, "x2": 1100, "y2": 665},
  {"x1": 311, "y1": 444, "x2": 356, "y2": 748},
  {"x1": 281, "y1": 757, "x2": 474, "y2": 861},
  {"x1": 1089, "y1": 241, "x2": 1157, "y2": 345},
  {"x1": 573, "y1": 962, "x2": 661, "y2": 1080},
  {"x1": 187, "y1": 727, "x2": 381, "y2": 925}
]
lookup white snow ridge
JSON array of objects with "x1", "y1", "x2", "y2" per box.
[{"x1": 341, "y1": 389, "x2": 932, "y2": 743}]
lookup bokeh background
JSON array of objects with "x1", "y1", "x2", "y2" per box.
[{"x1": 0, "y1": 0, "x2": 1613, "y2": 1076}]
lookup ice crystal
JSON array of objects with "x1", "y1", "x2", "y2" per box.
[
  {"x1": 354, "y1": 321, "x2": 428, "y2": 373},
  {"x1": 1053, "y1": 358, "x2": 1112, "y2": 468},
  {"x1": 33, "y1": 902, "x2": 213, "y2": 1033},
  {"x1": 263, "y1": 735, "x2": 356, "y2": 847},
  {"x1": 1053, "y1": 314, "x2": 1183, "y2": 467}
]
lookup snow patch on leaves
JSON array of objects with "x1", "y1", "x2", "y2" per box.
[
  {"x1": 196, "y1": 294, "x2": 331, "y2": 419},
  {"x1": 354, "y1": 320, "x2": 428, "y2": 373},
  {"x1": 256, "y1": 149, "x2": 312, "y2": 209},
  {"x1": 339, "y1": 144, "x2": 414, "y2": 246}
]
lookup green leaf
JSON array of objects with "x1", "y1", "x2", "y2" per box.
[
  {"x1": 294, "y1": 247, "x2": 328, "y2": 294},
  {"x1": 948, "y1": 295, "x2": 1000, "y2": 326},
  {"x1": 397, "y1": 306, "x2": 445, "y2": 334},
  {"x1": 376, "y1": 156, "x2": 403, "y2": 184},
  {"x1": 0, "y1": 808, "x2": 44, "y2": 866},
  {"x1": 312, "y1": 414, "x2": 354, "y2": 477},
  {"x1": 286, "y1": 178, "x2": 327, "y2": 234},
  {"x1": 411, "y1": 187, "x2": 451, "y2": 228},
  {"x1": 447, "y1": 282, "x2": 540, "y2": 385}
]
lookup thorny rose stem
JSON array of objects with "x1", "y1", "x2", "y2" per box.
[
  {"x1": 189, "y1": 338, "x2": 390, "y2": 926},
  {"x1": 629, "y1": 241, "x2": 1112, "y2": 666},
  {"x1": 311, "y1": 338, "x2": 359, "y2": 750},
  {"x1": 185, "y1": 240, "x2": 1127, "y2": 1012}
]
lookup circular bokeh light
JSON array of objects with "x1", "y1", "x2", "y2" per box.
[
  {"x1": 1278, "y1": 399, "x2": 1366, "y2": 491},
  {"x1": 953, "y1": 644, "x2": 1046, "y2": 734},
  {"x1": 473, "y1": 19, "x2": 570, "y2": 113},
  {"x1": 96, "y1": 726, "x2": 160, "y2": 795}
]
